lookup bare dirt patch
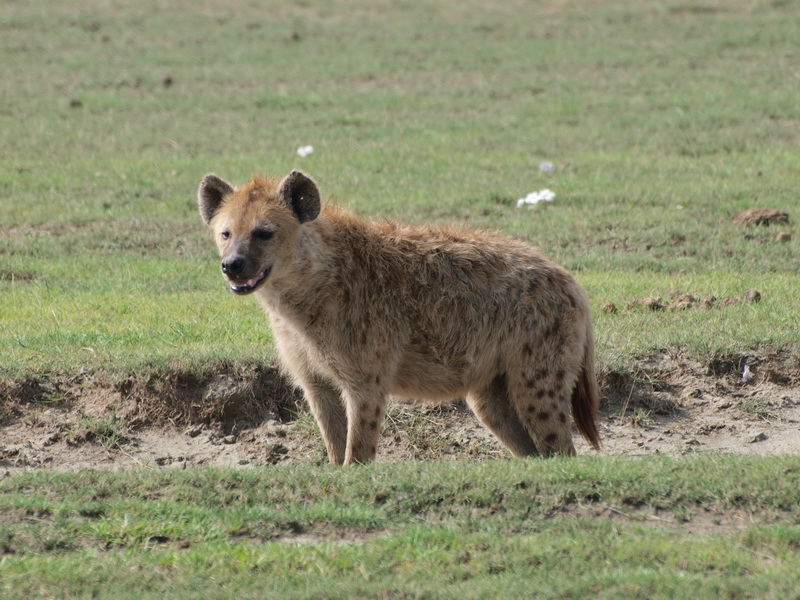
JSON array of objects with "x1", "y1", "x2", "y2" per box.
[{"x1": 2, "y1": 354, "x2": 799, "y2": 473}]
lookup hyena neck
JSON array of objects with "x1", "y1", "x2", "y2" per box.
[{"x1": 257, "y1": 224, "x2": 337, "y2": 325}]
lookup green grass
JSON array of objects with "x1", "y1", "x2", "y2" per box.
[
  {"x1": 2, "y1": 456, "x2": 800, "y2": 598},
  {"x1": 1, "y1": 0, "x2": 799, "y2": 378},
  {"x1": 66, "y1": 413, "x2": 128, "y2": 449}
]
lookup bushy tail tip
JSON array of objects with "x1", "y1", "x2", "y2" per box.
[{"x1": 571, "y1": 335, "x2": 601, "y2": 451}]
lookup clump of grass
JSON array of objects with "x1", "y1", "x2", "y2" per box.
[
  {"x1": 0, "y1": 525, "x2": 14, "y2": 554},
  {"x1": 736, "y1": 396, "x2": 778, "y2": 422},
  {"x1": 628, "y1": 407, "x2": 654, "y2": 428},
  {"x1": 67, "y1": 414, "x2": 128, "y2": 450},
  {"x1": 383, "y1": 403, "x2": 469, "y2": 460}
]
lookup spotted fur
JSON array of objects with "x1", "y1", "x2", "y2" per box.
[{"x1": 199, "y1": 170, "x2": 601, "y2": 464}]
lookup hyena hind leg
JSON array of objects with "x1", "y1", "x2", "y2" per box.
[
  {"x1": 466, "y1": 374, "x2": 540, "y2": 458},
  {"x1": 506, "y1": 371, "x2": 576, "y2": 458}
]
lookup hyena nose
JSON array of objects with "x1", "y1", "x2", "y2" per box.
[{"x1": 221, "y1": 256, "x2": 245, "y2": 277}]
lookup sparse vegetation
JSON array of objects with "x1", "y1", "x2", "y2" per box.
[
  {"x1": 67, "y1": 413, "x2": 128, "y2": 450},
  {"x1": 628, "y1": 408, "x2": 655, "y2": 428},
  {"x1": 736, "y1": 396, "x2": 779, "y2": 422}
]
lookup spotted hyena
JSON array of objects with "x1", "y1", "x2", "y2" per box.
[{"x1": 198, "y1": 170, "x2": 601, "y2": 464}]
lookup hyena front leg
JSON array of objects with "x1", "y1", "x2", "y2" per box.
[
  {"x1": 342, "y1": 387, "x2": 388, "y2": 465},
  {"x1": 300, "y1": 376, "x2": 348, "y2": 465}
]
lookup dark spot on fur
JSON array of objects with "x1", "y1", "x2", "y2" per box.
[
  {"x1": 369, "y1": 420, "x2": 378, "y2": 430},
  {"x1": 525, "y1": 377, "x2": 536, "y2": 389},
  {"x1": 545, "y1": 317, "x2": 562, "y2": 340},
  {"x1": 374, "y1": 405, "x2": 381, "y2": 418},
  {"x1": 375, "y1": 376, "x2": 380, "y2": 386},
  {"x1": 559, "y1": 412, "x2": 568, "y2": 423},
  {"x1": 537, "y1": 411, "x2": 551, "y2": 421},
  {"x1": 527, "y1": 276, "x2": 537, "y2": 296},
  {"x1": 534, "y1": 388, "x2": 546, "y2": 400},
  {"x1": 535, "y1": 368, "x2": 548, "y2": 380},
  {"x1": 555, "y1": 369, "x2": 565, "y2": 385},
  {"x1": 306, "y1": 311, "x2": 321, "y2": 329},
  {"x1": 489, "y1": 373, "x2": 507, "y2": 396},
  {"x1": 527, "y1": 405, "x2": 536, "y2": 413},
  {"x1": 522, "y1": 343, "x2": 533, "y2": 357},
  {"x1": 544, "y1": 433, "x2": 558, "y2": 445}
]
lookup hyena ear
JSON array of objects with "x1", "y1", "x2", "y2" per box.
[
  {"x1": 198, "y1": 174, "x2": 234, "y2": 225},
  {"x1": 277, "y1": 170, "x2": 320, "y2": 224}
]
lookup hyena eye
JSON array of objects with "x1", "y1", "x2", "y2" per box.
[
  {"x1": 254, "y1": 229, "x2": 274, "y2": 242},
  {"x1": 220, "y1": 231, "x2": 231, "y2": 240}
]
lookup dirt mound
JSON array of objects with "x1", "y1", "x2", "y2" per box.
[
  {"x1": 2, "y1": 354, "x2": 799, "y2": 472},
  {"x1": 732, "y1": 208, "x2": 790, "y2": 226},
  {"x1": 0, "y1": 364, "x2": 302, "y2": 432},
  {"x1": 601, "y1": 289, "x2": 763, "y2": 315},
  {"x1": 116, "y1": 366, "x2": 303, "y2": 429}
]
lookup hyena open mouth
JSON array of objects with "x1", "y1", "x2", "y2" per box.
[{"x1": 227, "y1": 266, "x2": 271, "y2": 295}]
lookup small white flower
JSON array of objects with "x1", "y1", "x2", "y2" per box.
[
  {"x1": 297, "y1": 145, "x2": 314, "y2": 158},
  {"x1": 516, "y1": 189, "x2": 556, "y2": 208},
  {"x1": 538, "y1": 188, "x2": 556, "y2": 202},
  {"x1": 539, "y1": 161, "x2": 555, "y2": 173}
]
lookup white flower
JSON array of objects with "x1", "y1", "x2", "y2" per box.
[
  {"x1": 538, "y1": 189, "x2": 556, "y2": 202},
  {"x1": 539, "y1": 161, "x2": 555, "y2": 173},
  {"x1": 297, "y1": 145, "x2": 314, "y2": 158},
  {"x1": 516, "y1": 189, "x2": 556, "y2": 208}
]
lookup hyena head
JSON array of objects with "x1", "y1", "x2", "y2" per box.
[{"x1": 197, "y1": 170, "x2": 320, "y2": 295}]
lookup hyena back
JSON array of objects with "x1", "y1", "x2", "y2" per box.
[{"x1": 198, "y1": 170, "x2": 601, "y2": 464}]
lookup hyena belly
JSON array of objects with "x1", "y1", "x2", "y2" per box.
[{"x1": 387, "y1": 250, "x2": 596, "y2": 458}]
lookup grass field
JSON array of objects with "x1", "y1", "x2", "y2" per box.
[
  {"x1": 3, "y1": 456, "x2": 800, "y2": 599},
  {"x1": 1, "y1": 0, "x2": 799, "y2": 597},
  {"x1": 2, "y1": 0, "x2": 798, "y2": 378}
]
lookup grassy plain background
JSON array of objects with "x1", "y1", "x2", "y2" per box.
[{"x1": 2, "y1": 0, "x2": 798, "y2": 378}]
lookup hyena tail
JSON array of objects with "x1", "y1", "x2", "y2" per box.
[{"x1": 572, "y1": 327, "x2": 602, "y2": 451}]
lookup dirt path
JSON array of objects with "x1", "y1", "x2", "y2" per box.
[{"x1": 2, "y1": 355, "x2": 798, "y2": 472}]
